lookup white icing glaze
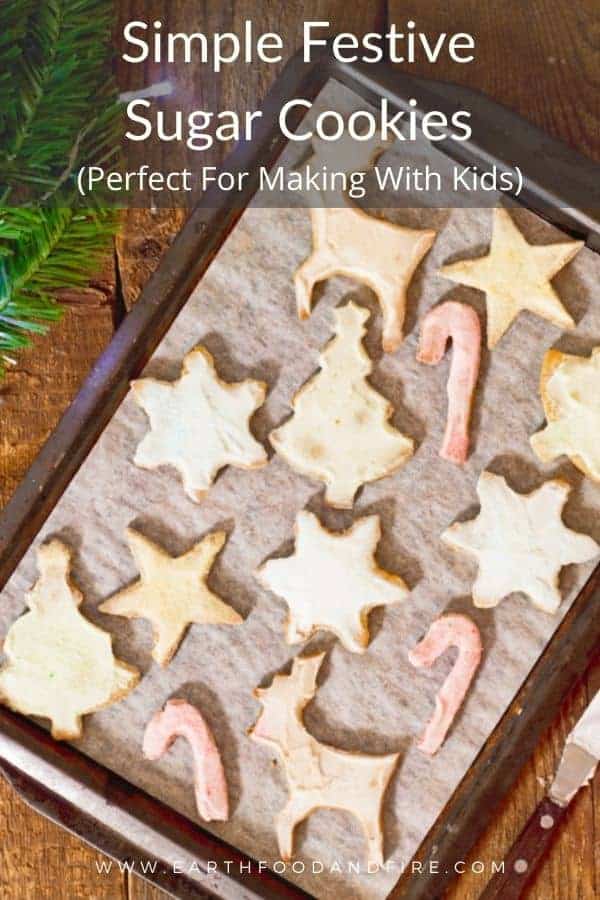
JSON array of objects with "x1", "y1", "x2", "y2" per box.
[
  {"x1": 531, "y1": 347, "x2": 600, "y2": 483},
  {"x1": 270, "y1": 302, "x2": 413, "y2": 508},
  {"x1": 250, "y1": 653, "x2": 399, "y2": 866},
  {"x1": 0, "y1": 541, "x2": 139, "y2": 739},
  {"x1": 295, "y1": 200, "x2": 435, "y2": 351},
  {"x1": 442, "y1": 472, "x2": 599, "y2": 614},
  {"x1": 132, "y1": 346, "x2": 267, "y2": 501},
  {"x1": 257, "y1": 509, "x2": 409, "y2": 653}
]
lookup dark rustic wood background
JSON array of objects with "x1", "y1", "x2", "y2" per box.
[{"x1": 0, "y1": 2, "x2": 598, "y2": 897}]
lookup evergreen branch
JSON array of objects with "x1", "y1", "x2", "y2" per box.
[
  {"x1": 0, "y1": 204, "x2": 117, "y2": 371},
  {"x1": 0, "y1": 0, "x2": 122, "y2": 374},
  {"x1": 3, "y1": 205, "x2": 116, "y2": 297},
  {"x1": 0, "y1": 0, "x2": 122, "y2": 203},
  {"x1": 0, "y1": 1, "x2": 36, "y2": 139}
]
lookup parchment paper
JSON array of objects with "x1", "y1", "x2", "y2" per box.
[{"x1": 1, "y1": 82, "x2": 600, "y2": 900}]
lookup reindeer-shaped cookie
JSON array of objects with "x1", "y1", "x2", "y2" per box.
[
  {"x1": 295, "y1": 200, "x2": 436, "y2": 352},
  {"x1": 295, "y1": 129, "x2": 435, "y2": 353},
  {"x1": 250, "y1": 653, "x2": 399, "y2": 866}
]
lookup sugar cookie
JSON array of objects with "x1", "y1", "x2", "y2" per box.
[
  {"x1": 250, "y1": 653, "x2": 399, "y2": 866},
  {"x1": 271, "y1": 302, "x2": 414, "y2": 508},
  {"x1": 100, "y1": 528, "x2": 242, "y2": 666},
  {"x1": 132, "y1": 346, "x2": 267, "y2": 501},
  {"x1": 442, "y1": 472, "x2": 599, "y2": 613},
  {"x1": 439, "y1": 208, "x2": 582, "y2": 348},
  {"x1": 0, "y1": 541, "x2": 139, "y2": 740}
]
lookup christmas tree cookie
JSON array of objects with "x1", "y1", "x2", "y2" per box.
[
  {"x1": 270, "y1": 302, "x2": 414, "y2": 508},
  {"x1": 131, "y1": 346, "x2": 267, "y2": 502},
  {"x1": 100, "y1": 528, "x2": 243, "y2": 666},
  {"x1": 257, "y1": 510, "x2": 409, "y2": 652},
  {"x1": 531, "y1": 347, "x2": 600, "y2": 483},
  {"x1": 0, "y1": 541, "x2": 139, "y2": 740},
  {"x1": 439, "y1": 208, "x2": 582, "y2": 348}
]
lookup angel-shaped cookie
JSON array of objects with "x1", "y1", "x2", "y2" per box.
[
  {"x1": 0, "y1": 540, "x2": 139, "y2": 740},
  {"x1": 270, "y1": 302, "x2": 414, "y2": 508},
  {"x1": 531, "y1": 347, "x2": 600, "y2": 483},
  {"x1": 439, "y1": 208, "x2": 583, "y2": 348},
  {"x1": 442, "y1": 471, "x2": 599, "y2": 613},
  {"x1": 256, "y1": 510, "x2": 409, "y2": 652},
  {"x1": 131, "y1": 346, "x2": 267, "y2": 502},
  {"x1": 100, "y1": 528, "x2": 242, "y2": 666},
  {"x1": 250, "y1": 653, "x2": 399, "y2": 866}
]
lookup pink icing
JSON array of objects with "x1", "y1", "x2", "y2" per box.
[
  {"x1": 143, "y1": 698, "x2": 228, "y2": 821},
  {"x1": 409, "y1": 614, "x2": 483, "y2": 755}
]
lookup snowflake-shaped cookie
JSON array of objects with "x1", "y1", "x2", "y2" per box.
[
  {"x1": 442, "y1": 471, "x2": 598, "y2": 613},
  {"x1": 131, "y1": 346, "x2": 267, "y2": 501},
  {"x1": 531, "y1": 347, "x2": 600, "y2": 483}
]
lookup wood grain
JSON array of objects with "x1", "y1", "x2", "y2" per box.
[
  {"x1": 388, "y1": 0, "x2": 600, "y2": 162},
  {"x1": 444, "y1": 666, "x2": 598, "y2": 900},
  {"x1": 128, "y1": 878, "x2": 170, "y2": 900},
  {"x1": 0, "y1": 784, "x2": 125, "y2": 900},
  {"x1": 0, "y1": 2, "x2": 598, "y2": 899},
  {"x1": 114, "y1": 0, "x2": 387, "y2": 305},
  {"x1": 0, "y1": 263, "x2": 116, "y2": 502},
  {"x1": 0, "y1": 278, "x2": 120, "y2": 898}
]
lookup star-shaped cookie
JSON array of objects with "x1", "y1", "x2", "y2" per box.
[
  {"x1": 100, "y1": 528, "x2": 242, "y2": 666},
  {"x1": 439, "y1": 208, "x2": 583, "y2": 348},
  {"x1": 295, "y1": 202, "x2": 435, "y2": 352},
  {"x1": 131, "y1": 346, "x2": 267, "y2": 502},
  {"x1": 442, "y1": 471, "x2": 599, "y2": 614},
  {"x1": 256, "y1": 511, "x2": 409, "y2": 652},
  {"x1": 531, "y1": 347, "x2": 600, "y2": 483}
]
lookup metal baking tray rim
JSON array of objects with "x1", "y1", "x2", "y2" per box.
[{"x1": 0, "y1": 45, "x2": 599, "y2": 900}]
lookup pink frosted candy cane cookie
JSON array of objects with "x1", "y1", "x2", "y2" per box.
[
  {"x1": 409, "y1": 614, "x2": 482, "y2": 755},
  {"x1": 143, "y1": 698, "x2": 228, "y2": 821},
  {"x1": 417, "y1": 300, "x2": 481, "y2": 464}
]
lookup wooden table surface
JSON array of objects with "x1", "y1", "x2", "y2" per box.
[{"x1": 0, "y1": 2, "x2": 598, "y2": 898}]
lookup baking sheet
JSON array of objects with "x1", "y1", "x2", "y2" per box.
[{"x1": 1, "y1": 81, "x2": 600, "y2": 900}]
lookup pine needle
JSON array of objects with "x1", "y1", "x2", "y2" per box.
[
  {"x1": 0, "y1": 205, "x2": 117, "y2": 371},
  {"x1": 0, "y1": 0, "x2": 122, "y2": 374},
  {"x1": 0, "y1": 0, "x2": 122, "y2": 204}
]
